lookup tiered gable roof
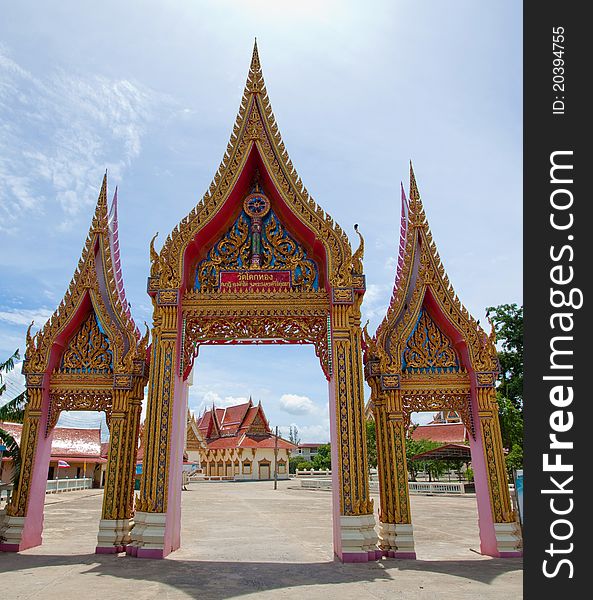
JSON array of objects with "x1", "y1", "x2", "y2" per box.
[
  {"x1": 23, "y1": 175, "x2": 148, "y2": 377},
  {"x1": 369, "y1": 164, "x2": 498, "y2": 376},
  {"x1": 153, "y1": 41, "x2": 355, "y2": 292},
  {"x1": 193, "y1": 399, "x2": 296, "y2": 451}
]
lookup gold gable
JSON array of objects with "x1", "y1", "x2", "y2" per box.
[{"x1": 154, "y1": 41, "x2": 355, "y2": 292}]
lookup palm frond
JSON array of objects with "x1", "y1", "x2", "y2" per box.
[
  {"x1": 0, "y1": 391, "x2": 27, "y2": 423},
  {"x1": 0, "y1": 349, "x2": 20, "y2": 376},
  {"x1": 0, "y1": 427, "x2": 21, "y2": 485}
]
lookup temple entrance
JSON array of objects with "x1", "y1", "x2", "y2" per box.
[
  {"x1": 129, "y1": 44, "x2": 375, "y2": 561},
  {"x1": 0, "y1": 179, "x2": 149, "y2": 554},
  {"x1": 1, "y1": 41, "x2": 521, "y2": 563}
]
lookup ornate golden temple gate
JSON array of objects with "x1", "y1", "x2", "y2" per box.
[
  {"x1": 127, "y1": 43, "x2": 377, "y2": 561},
  {"x1": 0, "y1": 178, "x2": 148, "y2": 553},
  {"x1": 363, "y1": 169, "x2": 523, "y2": 557},
  {"x1": 1, "y1": 42, "x2": 522, "y2": 563}
]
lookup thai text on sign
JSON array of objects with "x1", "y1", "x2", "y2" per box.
[{"x1": 219, "y1": 270, "x2": 291, "y2": 293}]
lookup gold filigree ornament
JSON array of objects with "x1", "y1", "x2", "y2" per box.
[
  {"x1": 157, "y1": 40, "x2": 354, "y2": 291},
  {"x1": 403, "y1": 310, "x2": 459, "y2": 372},
  {"x1": 60, "y1": 314, "x2": 113, "y2": 374}
]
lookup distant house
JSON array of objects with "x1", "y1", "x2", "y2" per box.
[
  {"x1": 409, "y1": 411, "x2": 468, "y2": 444},
  {"x1": 186, "y1": 399, "x2": 297, "y2": 480},
  {"x1": 294, "y1": 443, "x2": 327, "y2": 461},
  {"x1": 0, "y1": 422, "x2": 107, "y2": 486}
]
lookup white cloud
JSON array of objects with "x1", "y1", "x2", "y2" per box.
[
  {"x1": 279, "y1": 421, "x2": 330, "y2": 444},
  {"x1": 0, "y1": 307, "x2": 53, "y2": 327},
  {"x1": 188, "y1": 389, "x2": 250, "y2": 416},
  {"x1": 360, "y1": 283, "x2": 391, "y2": 323},
  {"x1": 279, "y1": 393, "x2": 320, "y2": 415},
  {"x1": 0, "y1": 46, "x2": 172, "y2": 232}
]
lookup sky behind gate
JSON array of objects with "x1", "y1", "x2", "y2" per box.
[{"x1": 0, "y1": 1, "x2": 522, "y2": 442}]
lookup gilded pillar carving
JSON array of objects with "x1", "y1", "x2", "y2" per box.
[
  {"x1": 370, "y1": 383, "x2": 416, "y2": 557},
  {"x1": 477, "y1": 387, "x2": 514, "y2": 523},
  {"x1": 5, "y1": 400, "x2": 42, "y2": 518},
  {"x1": 332, "y1": 302, "x2": 373, "y2": 517},
  {"x1": 137, "y1": 303, "x2": 179, "y2": 514},
  {"x1": 331, "y1": 295, "x2": 378, "y2": 561}
]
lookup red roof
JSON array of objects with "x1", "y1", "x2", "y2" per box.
[
  {"x1": 206, "y1": 433, "x2": 296, "y2": 451},
  {"x1": 410, "y1": 423, "x2": 467, "y2": 443},
  {"x1": 1, "y1": 422, "x2": 104, "y2": 462},
  {"x1": 193, "y1": 400, "x2": 296, "y2": 452}
]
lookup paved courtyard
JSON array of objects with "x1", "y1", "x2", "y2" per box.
[{"x1": 1, "y1": 481, "x2": 522, "y2": 599}]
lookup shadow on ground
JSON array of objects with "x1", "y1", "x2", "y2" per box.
[{"x1": 0, "y1": 552, "x2": 523, "y2": 600}]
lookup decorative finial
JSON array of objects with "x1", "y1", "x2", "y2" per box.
[
  {"x1": 352, "y1": 224, "x2": 365, "y2": 274},
  {"x1": 409, "y1": 161, "x2": 419, "y2": 202},
  {"x1": 149, "y1": 232, "x2": 159, "y2": 277},
  {"x1": 247, "y1": 38, "x2": 263, "y2": 94},
  {"x1": 26, "y1": 320, "x2": 35, "y2": 353}
]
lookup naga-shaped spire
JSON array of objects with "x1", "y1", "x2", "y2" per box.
[
  {"x1": 23, "y1": 174, "x2": 145, "y2": 376},
  {"x1": 370, "y1": 162, "x2": 498, "y2": 374},
  {"x1": 158, "y1": 40, "x2": 354, "y2": 290}
]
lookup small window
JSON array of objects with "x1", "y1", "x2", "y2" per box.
[{"x1": 243, "y1": 461, "x2": 252, "y2": 474}]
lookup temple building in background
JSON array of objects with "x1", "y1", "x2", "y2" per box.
[
  {"x1": 409, "y1": 410, "x2": 468, "y2": 444},
  {"x1": 0, "y1": 423, "x2": 107, "y2": 486},
  {"x1": 185, "y1": 399, "x2": 296, "y2": 480}
]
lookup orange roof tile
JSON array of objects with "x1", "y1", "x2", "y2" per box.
[{"x1": 410, "y1": 423, "x2": 467, "y2": 443}]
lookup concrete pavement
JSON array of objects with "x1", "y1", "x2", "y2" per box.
[{"x1": 0, "y1": 481, "x2": 522, "y2": 599}]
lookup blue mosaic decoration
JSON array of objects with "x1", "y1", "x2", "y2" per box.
[
  {"x1": 194, "y1": 206, "x2": 319, "y2": 292},
  {"x1": 60, "y1": 313, "x2": 113, "y2": 373},
  {"x1": 402, "y1": 309, "x2": 460, "y2": 373}
]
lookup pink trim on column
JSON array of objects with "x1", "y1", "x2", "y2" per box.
[
  {"x1": 18, "y1": 388, "x2": 55, "y2": 551},
  {"x1": 342, "y1": 552, "x2": 371, "y2": 563},
  {"x1": 161, "y1": 320, "x2": 186, "y2": 558},
  {"x1": 327, "y1": 373, "x2": 343, "y2": 561},
  {"x1": 468, "y1": 387, "x2": 499, "y2": 557},
  {"x1": 136, "y1": 547, "x2": 165, "y2": 559},
  {"x1": 95, "y1": 546, "x2": 120, "y2": 554}
]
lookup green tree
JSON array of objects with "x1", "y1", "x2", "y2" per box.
[
  {"x1": 365, "y1": 419, "x2": 377, "y2": 468},
  {"x1": 505, "y1": 443, "x2": 524, "y2": 475},
  {"x1": 405, "y1": 438, "x2": 440, "y2": 481},
  {"x1": 487, "y1": 304, "x2": 524, "y2": 463},
  {"x1": 312, "y1": 444, "x2": 331, "y2": 470},
  {"x1": 0, "y1": 350, "x2": 27, "y2": 484},
  {"x1": 288, "y1": 425, "x2": 301, "y2": 446},
  {"x1": 289, "y1": 457, "x2": 312, "y2": 474},
  {"x1": 487, "y1": 304, "x2": 523, "y2": 408}
]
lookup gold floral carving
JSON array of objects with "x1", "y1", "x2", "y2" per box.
[
  {"x1": 401, "y1": 389, "x2": 474, "y2": 439},
  {"x1": 403, "y1": 310, "x2": 459, "y2": 372},
  {"x1": 47, "y1": 390, "x2": 113, "y2": 432},
  {"x1": 183, "y1": 315, "x2": 330, "y2": 379},
  {"x1": 195, "y1": 210, "x2": 318, "y2": 292},
  {"x1": 60, "y1": 314, "x2": 113, "y2": 374}
]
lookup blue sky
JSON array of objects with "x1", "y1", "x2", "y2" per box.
[{"x1": 0, "y1": 1, "x2": 522, "y2": 441}]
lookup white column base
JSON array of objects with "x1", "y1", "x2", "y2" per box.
[
  {"x1": 378, "y1": 522, "x2": 416, "y2": 558},
  {"x1": 339, "y1": 514, "x2": 379, "y2": 561},
  {"x1": 494, "y1": 521, "x2": 523, "y2": 555},
  {"x1": 0, "y1": 513, "x2": 26, "y2": 550},
  {"x1": 96, "y1": 519, "x2": 132, "y2": 553},
  {"x1": 127, "y1": 511, "x2": 167, "y2": 558}
]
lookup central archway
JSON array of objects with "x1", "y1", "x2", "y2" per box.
[{"x1": 129, "y1": 42, "x2": 377, "y2": 562}]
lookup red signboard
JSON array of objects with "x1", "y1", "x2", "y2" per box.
[{"x1": 219, "y1": 270, "x2": 292, "y2": 293}]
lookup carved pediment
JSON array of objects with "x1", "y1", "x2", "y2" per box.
[
  {"x1": 402, "y1": 310, "x2": 460, "y2": 373},
  {"x1": 194, "y1": 193, "x2": 319, "y2": 293},
  {"x1": 59, "y1": 313, "x2": 113, "y2": 374}
]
